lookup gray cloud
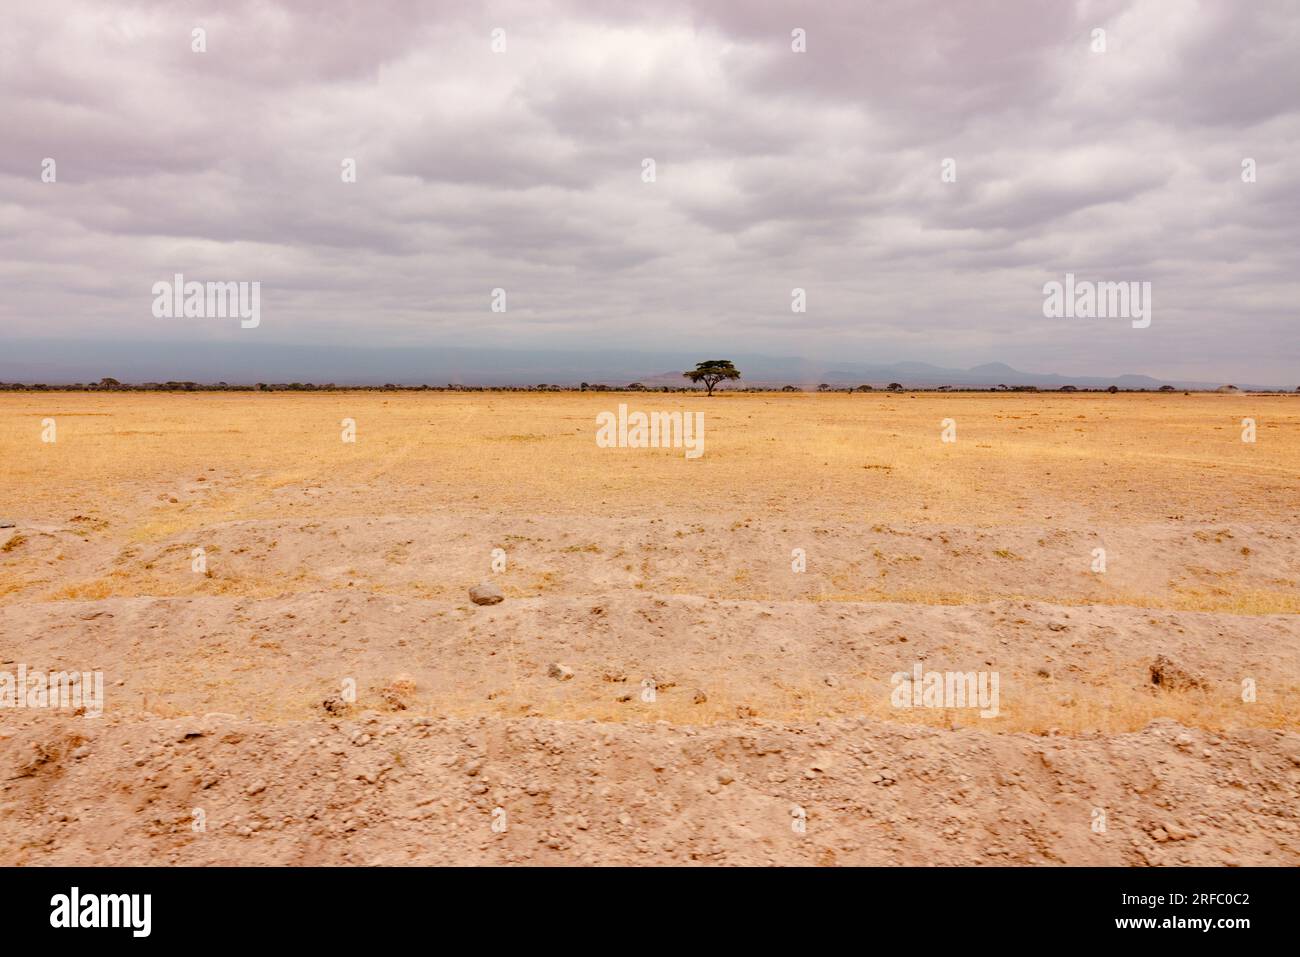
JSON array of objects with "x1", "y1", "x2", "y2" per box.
[{"x1": 1, "y1": 0, "x2": 1297, "y2": 383}]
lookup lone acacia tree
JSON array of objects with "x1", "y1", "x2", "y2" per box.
[{"x1": 684, "y1": 359, "x2": 741, "y2": 396}]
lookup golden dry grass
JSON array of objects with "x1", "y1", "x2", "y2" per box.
[
  {"x1": 2, "y1": 391, "x2": 1297, "y2": 734},
  {"x1": 3, "y1": 390, "x2": 1296, "y2": 526},
  {"x1": 4, "y1": 391, "x2": 1299, "y2": 611}
]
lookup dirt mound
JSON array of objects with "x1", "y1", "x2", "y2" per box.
[{"x1": 1, "y1": 713, "x2": 1296, "y2": 866}]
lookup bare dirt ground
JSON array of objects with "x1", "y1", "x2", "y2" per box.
[{"x1": 1, "y1": 392, "x2": 1297, "y2": 865}]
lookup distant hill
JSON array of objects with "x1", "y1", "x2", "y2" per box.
[
  {"x1": 0, "y1": 339, "x2": 1283, "y2": 391},
  {"x1": 634, "y1": 357, "x2": 1273, "y2": 392}
]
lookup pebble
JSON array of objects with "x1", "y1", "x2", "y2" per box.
[{"x1": 469, "y1": 581, "x2": 504, "y2": 605}]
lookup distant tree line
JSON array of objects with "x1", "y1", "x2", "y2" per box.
[{"x1": 0, "y1": 377, "x2": 1290, "y2": 394}]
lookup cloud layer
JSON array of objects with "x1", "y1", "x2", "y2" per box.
[{"x1": 3, "y1": 0, "x2": 1297, "y2": 382}]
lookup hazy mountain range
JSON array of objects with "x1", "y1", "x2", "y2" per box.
[{"x1": 0, "y1": 340, "x2": 1281, "y2": 391}]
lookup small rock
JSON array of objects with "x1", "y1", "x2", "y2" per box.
[
  {"x1": 1149, "y1": 655, "x2": 1206, "y2": 691},
  {"x1": 246, "y1": 781, "x2": 267, "y2": 796},
  {"x1": 469, "y1": 581, "x2": 504, "y2": 605},
  {"x1": 547, "y1": 663, "x2": 574, "y2": 681},
  {"x1": 1164, "y1": 822, "x2": 1194, "y2": 841},
  {"x1": 692, "y1": 689, "x2": 708, "y2": 704},
  {"x1": 1048, "y1": 622, "x2": 1067, "y2": 632},
  {"x1": 0, "y1": 520, "x2": 14, "y2": 529},
  {"x1": 379, "y1": 674, "x2": 416, "y2": 712}
]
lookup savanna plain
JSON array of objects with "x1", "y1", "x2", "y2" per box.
[{"x1": 1, "y1": 391, "x2": 1297, "y2": 865}]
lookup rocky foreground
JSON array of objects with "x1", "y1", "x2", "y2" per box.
[{"x1": 2, "y1": 712, "x2": 1297, "y2": 866}]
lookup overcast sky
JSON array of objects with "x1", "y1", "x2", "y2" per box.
[{"x1": 3, "y1": 0, "x2": 1297, "y2": 382}]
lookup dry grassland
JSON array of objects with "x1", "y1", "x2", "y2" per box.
[{"x1": 1, "y1": 391, "x2": 1297, "y2": 865}]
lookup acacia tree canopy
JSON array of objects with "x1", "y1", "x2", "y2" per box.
[{"x1": 683, "y1": 360, "x2": 741, "y2": 396}]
